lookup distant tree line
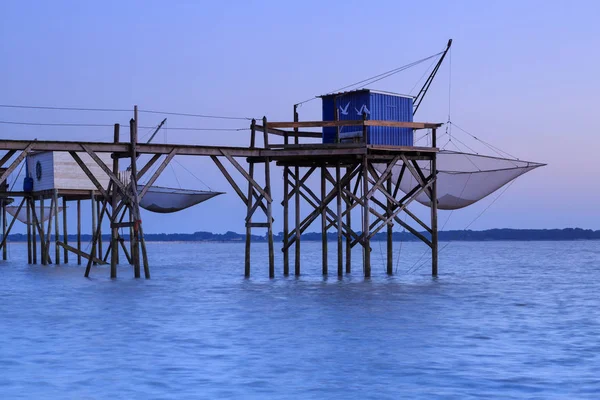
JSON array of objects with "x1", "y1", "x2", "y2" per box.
[{"x1": 4, "y1": 228, "x2": 600, "y2": 243}]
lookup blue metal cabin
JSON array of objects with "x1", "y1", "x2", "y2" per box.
[{"x1": 321, "y1": 89, "x2": 414, "y2": 145}]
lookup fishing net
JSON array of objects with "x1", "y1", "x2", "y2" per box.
[
  {"x1": 6, "y1": 205, "x2": 64, "y2": 224},
  {"x1": 139, "y1": 185, "x2": 223, "y2": 213},
  {"x1": 376, "y1": 150, "x2": 545, "y2": 210}
]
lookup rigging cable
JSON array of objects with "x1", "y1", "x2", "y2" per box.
[{"x1": 295, "y1": 50, "x2": 445, "y2": 106}]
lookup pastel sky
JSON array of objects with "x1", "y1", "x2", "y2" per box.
[{"x1": 1, "y1": 0, "x2": 598, "y2": 234}]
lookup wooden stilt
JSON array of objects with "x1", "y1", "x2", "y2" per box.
[
  {"x1": 96, "y1": 197, "x2": 102, "y2": 261},
  {"x1": 283, "y1": 166, "x2": 290, "y2": 276},
  {"x1": 62, "y1": 196, "x2": 68, "y2": 263},
  {"x1": 32, "y1": 198, "x2": 37, "y2": 264},
  {"x1": 40, "y1": 196, "x2": 46, "y2": 265},
  {"x1": 362, "y1": 156, "x2": 371, "y2": 278},
  {"x1": 386, "y1": 175, "x2": 393, "y2": 275},
  {"x1": 53, "y1": 190, "x2": 60, "y2": 264},
  {"x1": 1, "y1": 199, "x2": 6, "y2": 260},
  {"x1": 27, "y1": 197, "x2": 32, "y2": 264},
  {"x1": 293, "y1": 105, "x2": 301, "y2": 276},
  {"x1": 91, "y1": 192, "x2": 97, "y2": 266},
  {"x1": 45, "y1": 196, "x2": 54, "y2": 265},
  {"x1": 77, "y1": 199, "x2": 81, "y2": 265},
  {"x1": 321, "y1": 165, "x2": 328, "y2": 275},
  {"x1": 262, "y1": 117, "x2": 275, "y2": 279},
  {"x1": 0, "y1": 197, "x2": 25, "y2": 253},
  {"x1": 336, "y1": 163, "x2": 343, "y2": 276},
  {"x1": 431, "y1": 129, "x2": 438, "y2": 277},
  {"x1": 111, "y1": 123, "x2": 120, "y2": 278},
  {"x1": 244, "y1": 120, "x2": 256, "y2": 278},
  {"x1": 345, "y1": 167, "x2": 352, "y2": 274}
]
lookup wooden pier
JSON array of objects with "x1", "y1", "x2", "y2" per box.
[{"x1": 0, "y1": 112, "x2": 441, "y2": 279}]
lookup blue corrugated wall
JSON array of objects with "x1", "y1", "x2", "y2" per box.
[{"x1": 322, "y1": 90, "x2": 414, "y2": 145}]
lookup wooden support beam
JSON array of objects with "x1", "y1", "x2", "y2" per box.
[
  {"x1": 0, "y1": 144, "x2": 33, "y2": 187},
  {"x1": 81, "y1": 143, "x2": 131, "y2": 199},
  {"x1": 321, "y1": 165, "x2": 328, "y2": 275},
  {"x1": 45, "y1": 196, "x2": 54, "y2": 265},
  {"x1": 362, "y1": 156, "x2": 371, "y2": 277},
  {"x1": 283, "y1": 166, "x2": 290, "y2": 276},
  {"x1": 394, "y1": 216, "x2": 432, "y2": 248},
  {"x1": 0, "y1": 197, "x2": 25, "y2": 251},
  {"x1": 211, "y1": 156, "x2": 248, "y2": 204},
  {"x1": 27, "y1": 197, "x2": 32, "y2": 264},
  {"x1": 262, "y1": 116, "x2": 275, "y2": 279},
  {"x1": 345, "y1": 166, "x2": 352, "y2": 274},
  {"x1": 431, "y1": 130, "x2": 439, "y2": 277},
  {"x1": 53, "y1": 190, "x2": 60, "y2": 264},
  {"x1": 85, "y1": 184, "x2": 110, "y2": 277},
  {"x1": 221, "y1": 150, "x2": 272, "y2": 203},
  {"x1": 138, "y1": 153, "x2": 161, "y2": 179},
  {"x1": 0, "y1": 150, "x2": 16, "y2": 168},
  {"x1": 386, "y1": 176, "x2": 393, "y2": 275},
  {"x1": 244, "y1": 120, "x2": 256, "y2": 277},
  {"x1": 139, "y1": 149, "x2": 178, "y2": 200},
  {"x1": 69, "y1": 151, "x2": 110, "y2": 203},
  {"x1": 336, "y1": 163, "x2": 343, "y2": 277},
  {"x1": 62, "y1": 196, "x2": 68, "y2": 263},
  {"x1": 267, "y1": 120, "x2": 442, "y2": 129},
  {"x1": 57, "y1": 241, "x2": 107, "y2": 265},
  {"x1": 76, "y1": 199, "x2": 81, "y2": 265}
]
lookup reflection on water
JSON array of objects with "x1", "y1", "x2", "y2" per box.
[{"x1": 0, "y1": 240, "x2": 599, "y2": 399}]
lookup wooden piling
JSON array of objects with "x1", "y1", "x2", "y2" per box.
[
  {"x1": 32, "y1": 199, "x2": 37, "y2": 264},
  {"x1": 262, "y1": 117, "x2": 275, "y2": 279},
  {"x1": 40, "y1": 196, "x2": 46, "y2": 265},
  {"x1": 386, "y1": 175, "x2": 393, "y2": 275},
  {"x1": 283, "y1": 165, "x2": 290, "y2": 276},
  {"x1": 62, "y1": 196, "x2": 68, "y2": 263},
  {"x1": 321, "y1": 165, "x2": 328, "y2": 275},
  {"x1": 27, "y1": 197, "x2": 32, "y2": 264},
  {"x1": 110, "y1": 123, "x2": 120, "y2": 278},
  {"x1": 362, "y1": 156, "x2": 371, "y2": 278},
  {"x1": 91, "y1": 191, "x2": 96, "y2": 266},
  {"x1": 76, "y1": 199, "x2": 81, "y2": 265},
  {"x1": 293, "y1": 106, "x2": 300, "y2": 276},
  {"x1": 431, "y1": 128, "x2": 438, "y2": 277},
  {"x1": 2, "y1": 200, "x2": 6, "y2": 260},
  {"x1": 54, "y1": 190, "x2": 60, "y2": 264},
  {"x1": 244, "y1": 119, "x2": 256, "y2": 278},
  {"x1": 345, "y1": 167, "x2": 352, "y2": 274},
  {"x1": 336, "y1": 163, "x2": 343, "y2": 276}
]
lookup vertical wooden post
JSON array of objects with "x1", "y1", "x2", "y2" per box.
[
  {"x1": 431, "y1": 128, "x2": 438, "y2": 277},
  {"x1": 320, "y1": 165, "x2": 328, "y2": 275},
  {"x1": 244, "y1": 119, "x2": 256, "y2": 277},
  {"x1": 27, "y1": 197, "x2": 32, "y2": 264},
  {"x1": 111, "y1": 123, "x2": 120, "y2": 278},
  {"x1": 263, "y1": 117, "x2": 274, "y2": 279},
  {"x1": 293, "y1": 105, "x2": 301, "y2": 276},
  {"x1": 362, "y1": 112, "x2": 368, "y2": 144},
  {"x1": 97, "y1": 198, "x2": 102, "y2": 261},
  {"x1": 32, "y1": 198, "x2": 37, "y2": 264},
  {"x1": 62, "y1": 196, "x2": 68, "y2": 263},
  {"x1": 129, "y1": 106, "x2": 144, "y2": 278},
  {"x1": 386, "y1": 175, "x2": 393, "y2": 275},
  {"x1": 362, "y1": 156, "x2": 371, "y2": 278},
  {"x1": 283, "y1": 165, "x2": 290, "y2": 276},
  {"x1": 2, "y1": 199, "x2": 8, "y2": 260},
  {"x1": 76, "y1": 199, "x2": 81, "y2": 265},
  {"x1": 345, "y1": 166, "x2": 352, "y2": 274},
  {"x1": 40, "y1": 196, "x2": 46, "y2": 265},
  {"x1": 336, "y1": 162, "x2": 343, "y2": 276},
  {"x1": 54, "y1": 190, "x2": 60, "y2": 264},
  {"x1": 91, "y1": 191, "x2": 96, "y2": 266},
  {"x1": 45, "y1": 196, "x2": 54, "y2": 265},
  {"x1": 2, "y1": 199, "x2": 6, "y2": 260}
]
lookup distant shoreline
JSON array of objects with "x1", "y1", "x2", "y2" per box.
[{"x1": 4, "y1": 228, "x2": 600, "y2": 243}]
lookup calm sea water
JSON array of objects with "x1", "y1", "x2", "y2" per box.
[{"x1": 0, "y1": 240, "x2": 599, "y2": 399}]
